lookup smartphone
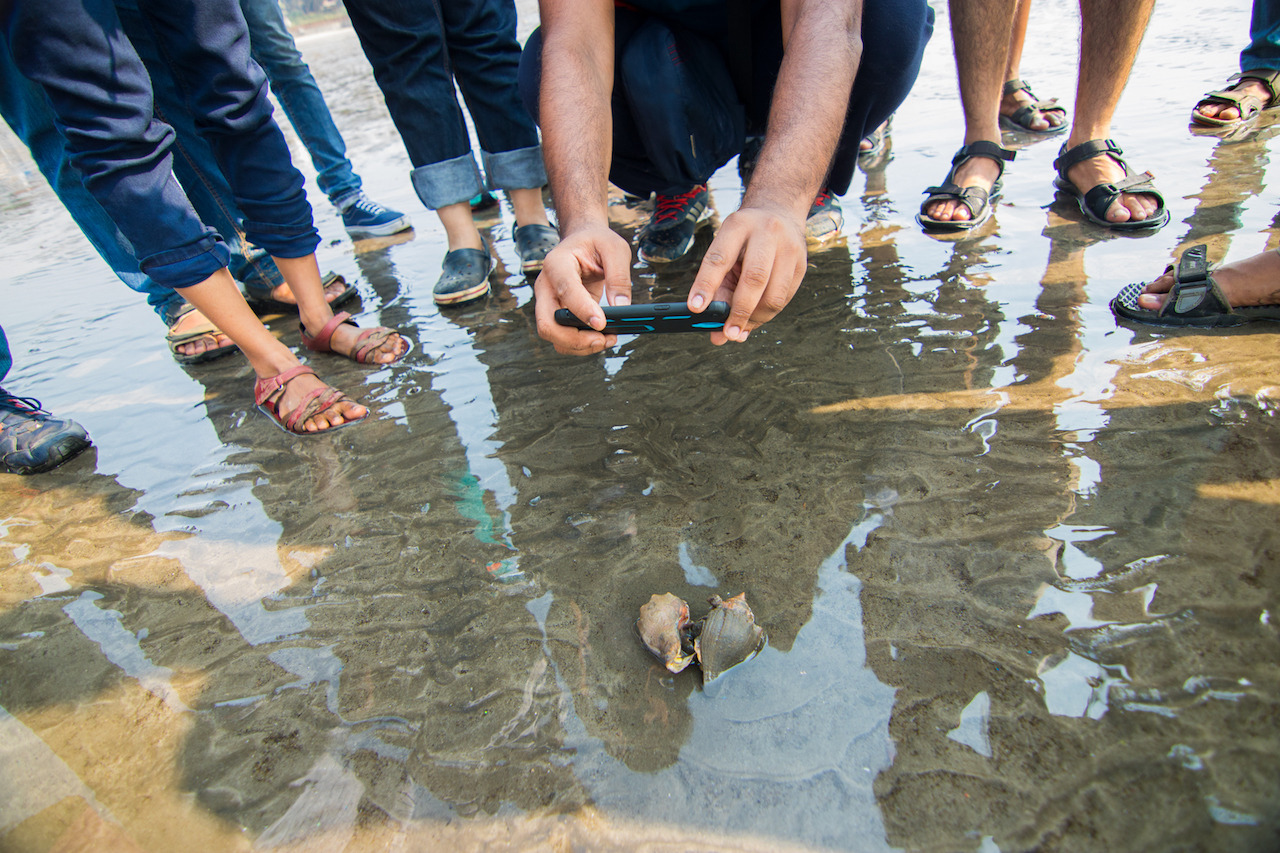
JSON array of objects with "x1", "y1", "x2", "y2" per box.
[{"x1": 554, "y1": 301, "x2": 730, "y2": 334}]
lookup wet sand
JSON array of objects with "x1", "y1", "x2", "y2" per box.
[{"x1": 1, "y1": 2, "x2": 1277, "y2": 851}]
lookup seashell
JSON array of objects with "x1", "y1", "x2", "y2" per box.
[
  {"x1": 693, "y1": 593, "x2": 765, "y2": 682},
  {"x1": 636, "y1": 593, "x2": 696, "y2": 673}
]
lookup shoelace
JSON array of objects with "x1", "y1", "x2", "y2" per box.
[
  {"x1": 812, "y1": 187, "x2": 833, "y2": 208},
  {"x1": 0, "y1": 390, "x2": 44, "y2": 415},
  {"x1": 347, "y1": 197, "x2": 388, "y2": 218},
  {"x1": 653, "y1": 185, "x2": 707, "y2": 224}
]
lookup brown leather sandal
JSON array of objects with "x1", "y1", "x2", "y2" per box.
[
  {"x1": 253, "y1": 365, "x2": 363, "y2": 434},
  {"x1": 300, "y1": 311, "x2": 406, "y2": 364}
]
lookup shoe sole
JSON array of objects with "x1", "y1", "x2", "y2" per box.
[
  {"x1": 433, "y1": 278, "x2": 491, "y2": 306},
  {"x1": 637, "y1": 208, "x2": 713, "y2": 265},
  {"x1": 345, "y1": 216, "x2": 413, "y2": 239},
  {"x1": 4, "y1": 433, "x2": 91, "y2": 475},
  {"x1": 805, "y1": 210, "x2": 845, "y2": 245}
]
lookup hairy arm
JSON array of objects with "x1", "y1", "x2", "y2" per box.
[
  {"x1": 534, "y1": 0, "x2": 634, "y2": 354},
  {"x1": 690, "y1": 0, "x2": 864, "y2": 343}
]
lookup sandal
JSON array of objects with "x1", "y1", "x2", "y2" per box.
[
  {"x1": 242, "y1": 265, "x2": 357, "y2": 314},
  {"x1": 253, "y1": 365, "x2": 363, "y2": 434},
  {"x1": 300, "y1": 311, "x2": 406, "y2": 365},
  {"x1": 1111, "y1": 244, "x2": 1280, "y2": 328},
  {"x1": 999, "y1": 79, "x2": 1069, "y2": 136},
  {"x1": 1052, "y1": 139, "x2": 1169, "y2": 232},
  {"x1": 857, "y1": 116, "x2": 893, "y2": 172},
  {"x1": 916, "y1": 141, "x2": 1015, "y2": 232},
  {"x1": 1191, "y1": 69, "x2": 1280, "y2": 128},
  {"x1": 163, "y1": 302, "x2": 237, "y2": 365}
]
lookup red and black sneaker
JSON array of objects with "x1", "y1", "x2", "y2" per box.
[
  {"x1": 805, "y1": 186, "x2": 844, "y2": 244},
  {"x1": 637, "y1": 184, "x2": 713, "y2": 264}
]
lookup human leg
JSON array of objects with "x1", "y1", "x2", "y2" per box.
[
  {"x1": 1058, "y1": 0, "x2": 1162, "y2": 227},
  {"x1": 999, "y1": 0, "x2": 1068, "y2": 134},
  {"x1": 1191, "y1": 1, "x2": 1280, "y2": 125},
  {"x1": 922, "y1": 0, "x2": 1018, "y2": 225}
]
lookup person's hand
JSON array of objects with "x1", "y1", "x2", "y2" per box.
[
  {"x1": 534, "y1": 223, "x2": 634, "y2": 355},
  {"x1": 686, "y1": 203, "x2": 808, "y2": 344}
]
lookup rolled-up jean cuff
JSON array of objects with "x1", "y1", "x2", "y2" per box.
[
  {"x1": 482, "y1": 144, "x2": 547, "y2": 191},
  {"x1": 411, "y1": 153, "x2": 485, "y2": 210},
  {"x1": 141, "y1": 237, "x2": 232, "y2": 289},
  {"x1": 242, "y1": 218, "x2": 321, "y2": 259}
]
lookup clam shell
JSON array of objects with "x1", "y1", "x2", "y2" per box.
[
  {"x1": 636, "y1": 593, "x2": 695, "y2": 673},
  {"x1": 693, "y1": 593, "x2": 765, "y2": 682}
]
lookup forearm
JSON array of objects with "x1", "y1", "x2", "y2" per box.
[
  {"x1": 744, "y1": 0, "x2": 862, "y2": 218},
  {"x1": 538, "y1": 0, "x2": 615, "y2": 234}
]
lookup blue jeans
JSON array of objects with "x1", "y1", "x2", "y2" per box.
[
  {"x1": 0, "y1": 327, "x2": 10, "y2": 385},
  {"x1": 241, "y1": 0, "x2": 362, "y2": 205},
  {"x1": 341, "y1": 0, "x2": 547, "y2": 210},
  {"x1": 519, "y1": 0, "x2": 933, "y2": 198},
  {"x1": 1242, "y1": 0, "x2": 1280, "y2": 73},
  {"x1": 3, "y1": 0, "x2": 318, "y2": 288}
]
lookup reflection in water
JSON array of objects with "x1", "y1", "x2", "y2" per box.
[{"x1": 1, "y1": 2, "x2": 1279, "y2": 851}]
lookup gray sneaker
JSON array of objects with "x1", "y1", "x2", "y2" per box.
[{"x1": 0, "y1": 389, "x2": 91, "y2": 474}]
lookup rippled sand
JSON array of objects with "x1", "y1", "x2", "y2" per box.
[{"x1": 1, "y1": 2, "x2": 1277, "y2": 851}]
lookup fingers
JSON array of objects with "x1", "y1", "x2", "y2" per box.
[
  {"x1": 533, "y1": 228, "x2": 631, "y2": 355},
  {"x1": 693, "y1": 208, "x2": 807, "y2": 344}
]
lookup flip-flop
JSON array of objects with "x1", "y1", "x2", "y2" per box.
[
  {"x1": 917, "y1": 140, "x2": 1015, "y2": 233},
  {"x1": 1110, "y1": 243, "x2": 1280, "y2": 327},
  {"x1": 164, "y1": 302, "x2": 237, "y2": 365},
  {"x1": 1052, "y1": 139, "x2": 1169, "y2": 232},
  {"x1": 1190, "y1": 69, "x2": 1280, "y2": 128},
  {"x1": 999, "y1": 79, "x2": 1068, "y2": 136}
]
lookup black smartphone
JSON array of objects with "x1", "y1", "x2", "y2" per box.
[{"x1": 554, "y1": 301, "x2": 730, "y2": 334}]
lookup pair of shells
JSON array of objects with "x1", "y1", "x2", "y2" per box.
[{"x1": 636, "y1": 592, "x2": 766, "y2": 682}]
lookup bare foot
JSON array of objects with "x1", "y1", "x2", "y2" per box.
[
  {"x1": 1138, "y1": 249, "x2": 1280, "y2": 312},
  {"x1": 923, "y1": 153, "x2": 1002, "y2": 223},
  {"x1": 1193, "y1": 77, "x2": 1273, "y2": 124},
  {"x1": 169, "y1": 308, "x2": 235, "y2": 360},
  {"x1": 258, "y1": 275, "x2": 351, "y2": 308},
  {"x1": 1063, "y1": 151, "x2": 1160, "y2": 225},
  {"x1": 270, "y1": 369, "x2": 368, "y2": 433},
  {"x1": 1000, "y1": 86, "x2": 1065, "y2": 132},
  {"x1": 306, "y1": 316, "x2": 408, "y2": 365}
]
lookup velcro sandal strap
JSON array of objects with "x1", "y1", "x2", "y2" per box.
[
  {"x1": 1230, "y1": 69, "x2": 1280, "y2": 103},
  {"x1": 1163, "y1": 244, "x2": 1233, "y2": 319},
  {"x1": 254, "y1": 365, "x2": 316, "y2": 407},
  {"x1": 952, "y1": 140, "x2": 1016, "y2": 168},
  {"x1": 1002, "y1": 78, "x2": 1030, "y2": 97},
  {"x1": 1053, "y1": 138, "x2": 1122, "y2": 175},
  {"x1": 301, "y1": 311, "x2": 354, "y2": 353}
]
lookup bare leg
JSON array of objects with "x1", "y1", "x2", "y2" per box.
[
  {"x1": 925, "y1": 0, "x2": 1018, "y2": 223},
  {"x1": 277, "y1": 255, "x2": 406, "y2": 364},
  {"x1": 178, "y1": 269, "x2": 367, "y2": 432},
  {"x1": 509, "y1": 187, "x2": 551, "y2": 228},
  {"x1": 438, "y1": 201, "x2": 485, "y2": 252},
  {"x1": 1138, "y1": 249, "x2": 1280, "y2": 311},
  {"x1": 1062, "y1": 0, "x2": 1159, "y2": 224},
  {"x1": 999, "y1": 0, "x2": 1064, "y2": 132}
]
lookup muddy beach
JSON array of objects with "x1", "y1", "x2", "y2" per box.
[{"x1": 1, "y1": 1, "x2": 1277, "y2": 851}]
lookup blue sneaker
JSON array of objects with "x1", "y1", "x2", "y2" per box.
[
  {"x1": 337, "y1": 192, "x2": 412, "y2": 239},
  {"x1": 0, "y1": 389, "x2": 91, "y2": 475}
]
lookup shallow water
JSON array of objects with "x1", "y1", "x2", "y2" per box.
[{"x1": 1, "y1": 2, "x2": 1278, "y2": 851}]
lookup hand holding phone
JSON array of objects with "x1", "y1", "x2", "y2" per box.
[{"x1": 553, "y1": 301, "x2": 730, "y2": 334}]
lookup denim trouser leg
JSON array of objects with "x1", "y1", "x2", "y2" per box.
[
  {"x1": 343, "y1": 0, "x2": 543, "y2": 209},
  {"x1": 240, "y1": 0, "x2": 362, "y2": 205},
  {"x1": 1241, "y1": 0, "x2": 1280, "y2": 73},
  {"x1": 0, "y1": 326, "x2": 12, "y2": 385},
  {"x1": 132, "y1": 0, "x2": 318, "y2": 259},
  {"x1": 3, "y1": 0, "x2": 229, "y2": 288},
  {"x1": 0, "y1": 39, "x2": 183, "y2": 322},
  {"x1": 519, "y1": 0, "x2": 932, "y2": 198}
]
